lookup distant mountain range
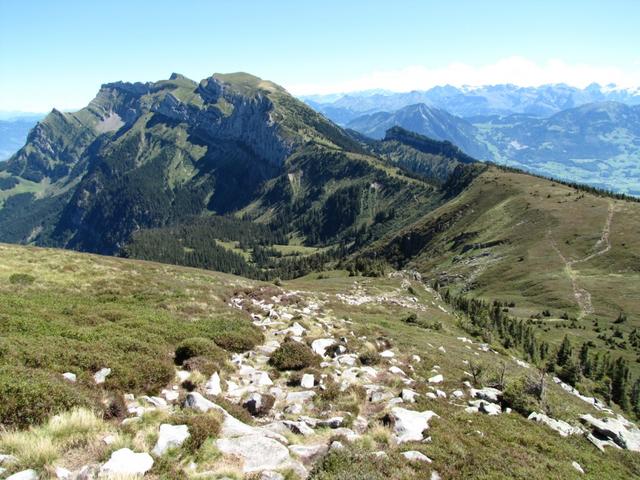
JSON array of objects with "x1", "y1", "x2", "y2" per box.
[
  {"x1": 303, "y1": 83, "x2": 640, "y2": 122},
  {"x1": 341, "y1": 101, "x2": 640, "y2": 195}
]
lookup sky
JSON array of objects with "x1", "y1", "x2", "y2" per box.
[{"x1": 1, "y1": 0, "x2": 640, "y2": 112}]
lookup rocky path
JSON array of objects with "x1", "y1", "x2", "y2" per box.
[{"x1": 549, "y1": 201, "x2": 615, "y2": 318}]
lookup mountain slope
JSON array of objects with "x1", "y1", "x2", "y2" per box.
[
  {"x1": 0, "y1": 72, "x2": 444, "y2": 267},
  {"x1": 1, "y1": 243, "x2": 640, "y2": 479},
  {"x1": 346, "y1": 103, "x2": 491, "y2": 159},
  {"x1": 357, "y1": 139, "x2": 640, "y2": 374}
]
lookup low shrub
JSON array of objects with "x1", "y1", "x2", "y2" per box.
[
  {"x1": 8, "y1": 273, "x2": 35, "y2": 285},
  {"x1": 269, "y1": 340, "x2": 320, "y2": 371},
  {"x1": 0, "y1": 367, "x2": 95, "y2": 428},
  {"x1": 358, "y1": 350, "x2": 381, "y2": 366},
  {"x1": 502, "y1": 376, "x2": 542, "y2": 416},
  {"x1": 213, "y1": 329, "x2": 263, "y2": 353},
  {"x1": 106, "y1": 354, "x2": 175, "y2": 393},
  {"x1": 211, "y1": 395, "x2": 253, "y2": 424},
  {"x1": 169, "y1": 412, "x2": 222, "y2": 452},
  {"x1": 174, "y1": 337, "x2": 227, "y2": 366},
  {"x1": 183, "y1": 355, "x2": 226, "y2": 376}
]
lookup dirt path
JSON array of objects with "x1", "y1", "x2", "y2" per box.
[{"x1": 548, "y1": 201, "x2": 615, "y2": 319}]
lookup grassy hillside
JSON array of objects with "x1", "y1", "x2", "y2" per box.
[
  {"x1": 362, "y1": 166, "x2": 640, "y2": 377},
  {"x1": 0, "y1": 244, "x2": 639, "y2": 478}
]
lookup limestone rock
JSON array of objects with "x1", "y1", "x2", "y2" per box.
[
  {"x1": 580, "y1": 414, "x2": 640, "y2": 451},
  {"x1": 205, "y1": 372, "x2": 222, "y2": 395},
  {"x1": 152, "y1": 424, "x2": 190, "y2": 456},
  {"x1": 386, "y1": 407, "x2": 438, "y2": 443},
  {"x1": 572, "y1": 461, "x2": 584, "y2": 474},
  {"x1": 100, "y1": 448, "x2": 153, "y2": 476},
  {"x1": 6, "y1": 470, "x2": 38, "y2": 480},
  {"x1": 94, "y1": 367, "x2": 111, "y2": 384},
  {"x1": 401, "y1": 450, "x2": 432, "y2": 463},
  {"x1": 300, "y1": 373, "x2": 315, "y2": 389},
  {"x1": 528, "y1": 412, "x2": 581, "y2": 437},
  {"x1": 311, "y1": 338, "x2": 336, "y2": 357},
  {"x1": 216, "y1": 434, "x2": 291, "y2": 473}
]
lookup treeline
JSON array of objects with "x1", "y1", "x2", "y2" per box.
[
  {"x1": 122, "y1": 214, "x2": 348, "y2": 281},
  {"x1": 437, "y1": 285, "x2": 640, "y2": 416}
]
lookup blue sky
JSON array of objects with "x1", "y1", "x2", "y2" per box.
[{"x1": 1, "y1": 0, "x2": 640, "y2": 111}]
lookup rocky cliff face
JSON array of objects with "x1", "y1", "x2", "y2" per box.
[{"x1": 0, "y1": 72, "x2": 427, "y2": 254}]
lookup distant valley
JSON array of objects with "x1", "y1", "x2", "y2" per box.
[{"x1": 304, "y1": 84, "x2": 640, "y2": 196}]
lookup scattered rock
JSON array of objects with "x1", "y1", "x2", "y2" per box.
[
  {"x1": 283, "y1": 420, "x2": 315, "y2": 436},
  {"x1": 205, "y1": 372, "x2": 222, "y2": 395},
  {"x1": 401, "y1": 450, "x2": 432, "y2": 463},
  {"x1": 184, "y1": 392, "x2": 217, "y2": 412},
  {"x1": 401, "y1": 388, "x2": 418, "y2": 403},
  {"x1": 93, "y1": 367, "x2": 111, "y2": 384},
  {"x1": 216, "y1": 434, "x2": 291, "y2": 473},
  {"x1": 55, "y1": 466, "x2": 71, "y2": 479},
  {"x1": 311, "y1": 338, "x2": 336, "y2": 357},
  {"x1": 286, "y1": 390, "x2": 316, "y2": 405},
  {"x1": 428, "y1": 374, "x2": 443, "y2": 384},
  {"x1": 380, "y1": 350, "x2": 395, "y2": 358},
  {"x1": 580, "y1": 414, "x2": 640, "y2": 451},
  {"x1": 469, "y1": 387, "x2": 502, "y2": 403},
  {"x1": 300, "y1": 373, "x2": 315, "y2": 389},
  {"x1": 62, "y1": 372, "x2": 76, "y2": 382},
  {"x1": 572, "y1": 461, "x2": 584, "y2": 474},
  {"x1": 385, "y1": 407, "x2": 438, "y2": 443},
  {"x1": 6, "y1": 470, "x2": 38, "y2": 480},
  {"x1": 152, "y1": 424, "x2": 190, "y2": 456},
  {"x1": 260, "y1": 471, "x2": 285, "y2": 480},
  {"x1": 528, "y1": 412, "x2": 581, "y2": 437},
  {"x1": 289, "y1": 443, "x2": 328, "y2": 462},
  {"x1": 100, "y1": 448, "x2": 153, "y2": 476},
  {"x1": 330, "y1": 440, "x2": 345, "y2": 451}
]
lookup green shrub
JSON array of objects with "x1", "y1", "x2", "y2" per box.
[
  {"x1": 183, "y1": 356, "x2": 225, "y2": 376},
  {"x1": 268, "y1": 340, "x2": 320, "y2": 371},
  {"x1": 170, "y1": 412, "x2": 222, "y2": 452},
  {"x1": 502, "y1": 376, "x2": 541, "y2": 416},
  {"x1": 213, "y1": 329, "x2": 263, "y2": 353},
  {"x1": 358, "y1": 350, "x2": 381, "y2": 366},
  {"x1": 0, "y1": 366, "x2": 95, "y2": 428},
  {"x1": 211, "y1": 395, "x2": 254, "y2": 424},
  {"x1": 8, "y1": 273, "x2": 35, "y2": 285},
  {"x1": 106, "y1": 354, "x2": 175, "y2": 393},
  {"x1": 174, "y1": 337, "x2": 227, "y2": 366}
]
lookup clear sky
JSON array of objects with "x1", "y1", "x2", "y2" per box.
[{"x1": 1, "y1": 0, "x2": 640, "y2": 112}]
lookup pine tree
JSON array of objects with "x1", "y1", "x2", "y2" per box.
[
  {"x1": 579, "y1": 342, "x2": 592, "y2": 377},
  {"x1": 556, "y1": 335, "x2": 573, "y2": 366},
  {"x1": 631, "y1": 378, "x2": 640, "y2": 417},
  {"x1": 611, "y1": 357, "x2": 630, "y2": 410}
]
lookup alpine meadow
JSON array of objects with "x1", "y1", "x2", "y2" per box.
[{"x1": 1, "y1": 2, "x2": 640, "y2": 479}]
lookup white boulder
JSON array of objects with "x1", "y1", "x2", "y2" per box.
[
  {"x1": 401, "y1": 451, "x2": 432, "y2": 463},
  {"x1": 387, "y1": 407, "x2": 438, "y2": 443},
  {"x1": 93, "y1": 367, "x2": 111, "y2": 384},
  {"x1": 100, "y1": 448, "x2": 153, "y2": 476},
  {"x1": 152, "y1": 424, "x2": 190, "y2": 456}
]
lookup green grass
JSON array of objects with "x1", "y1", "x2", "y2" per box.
[{"x1": 0, "y1": 243, "x2": 262, "y2": 425}]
